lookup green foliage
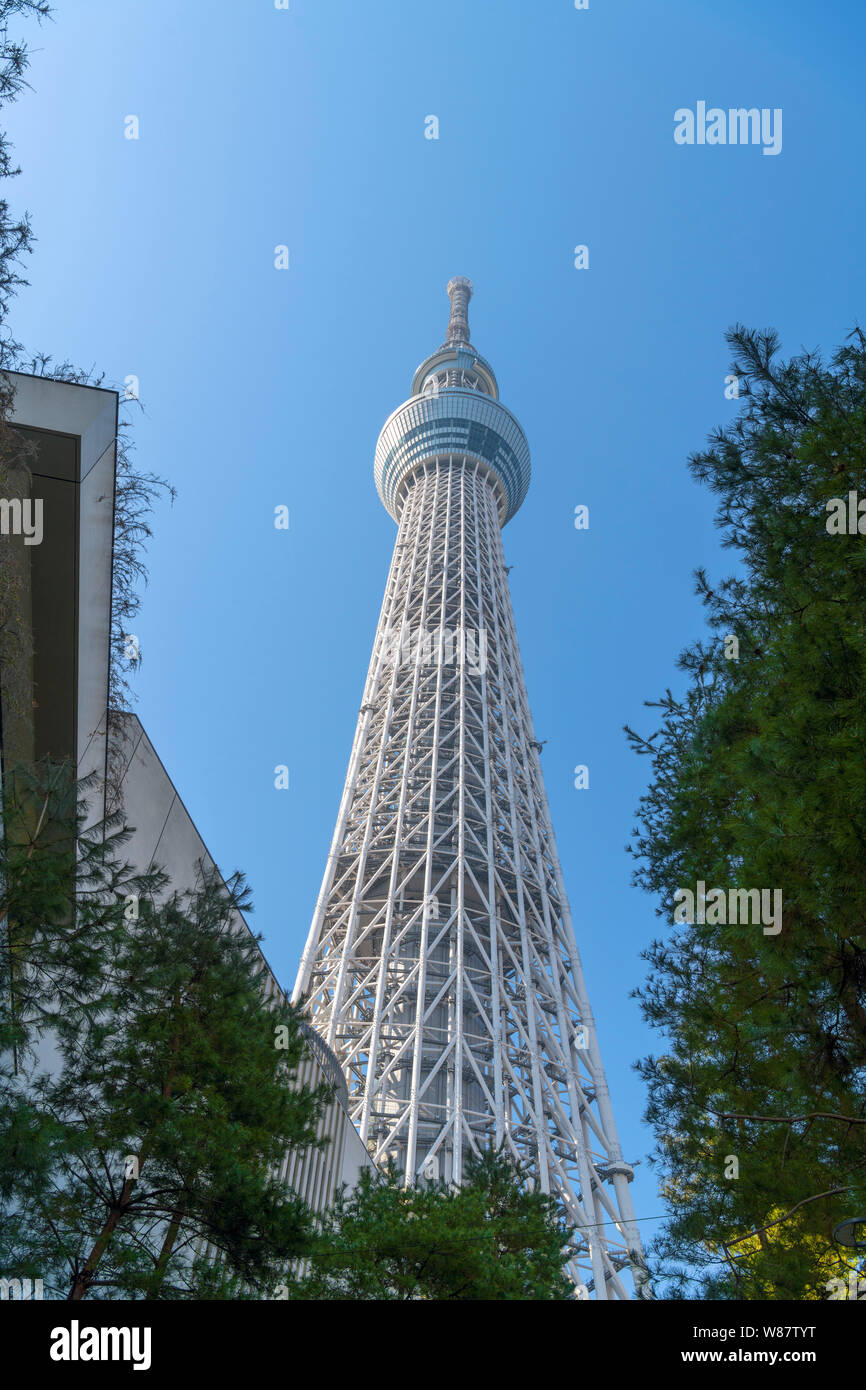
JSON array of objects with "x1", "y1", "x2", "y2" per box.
[
  {"x1": 0, "y1": 0, "x2": 50, "y2": 361},
  {"x1": 626, "y1": 326, "x2": 866, "y2": 1299},
  {"x1": 0, "y1": 759, "x2": 154, "y2": 1078},
  {"x1": 0, "y1": 761, "x2": 330, "y2": 1299},
  {"x1": 294, "y1": 1149, "x2": 574, "y2": 1300},
  {"x1": 0, "y1": 3, "x2": 52, "y2": 721}
]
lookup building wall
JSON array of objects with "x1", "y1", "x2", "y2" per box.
[
  {"x1": 109, "y1": 709, "x2": 375, "y2": 1200},
  {"x1": 1, "y1": 371, "x2": 116, "y2": 788}
]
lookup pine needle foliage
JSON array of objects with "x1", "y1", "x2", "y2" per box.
[{"x1": 626, "y1": 326, "x2": 866, "y2": 1299}]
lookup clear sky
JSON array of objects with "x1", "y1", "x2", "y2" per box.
[{"x1": 6, "y1": 0, "x2": 866, "y2": 1253}]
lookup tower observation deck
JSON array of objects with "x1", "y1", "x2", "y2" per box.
[{"x1": 293, "y1": 279, "x2": 647, "y2": 1298}]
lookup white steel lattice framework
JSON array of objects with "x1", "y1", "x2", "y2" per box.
[{"x1": 293, "y1": 279, "x2": 647, "y2": 1298}]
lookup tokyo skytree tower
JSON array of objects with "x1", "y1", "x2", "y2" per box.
[{"x1": 293, "y1": 278, "x2": 646, "y2": 1298}]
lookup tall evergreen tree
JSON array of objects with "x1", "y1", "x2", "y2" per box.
[
  {"x1": 294, "y1": 1150, "x2": 574, "y2": 1301},
  {"x1": 0, "y1": 762, "x2": 331, "y2": 1299},
  {"x1": 626, "y1": 326, "x2": 866, "y2": 1299}
]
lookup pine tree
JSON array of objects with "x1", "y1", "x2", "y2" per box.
[
  {"x1": 626, "y1": 326, "x2": 866, "y2": 1299},
  {"x1": 294, "y1": 1150, "x2": 574, "y2": 1300},
  {"x1": 0, "y1": 761, "x2": 331, "y2": 1299}
]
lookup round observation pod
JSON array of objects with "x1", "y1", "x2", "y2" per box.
[{"x1": 373, "y1": 277, "x2": 531, "y2": 526}]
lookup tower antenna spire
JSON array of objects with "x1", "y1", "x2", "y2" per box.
[{"x1": 445, "y1": 275, "x2": 473, "y2": 345}]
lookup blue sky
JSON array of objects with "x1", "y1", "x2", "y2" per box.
[{"x1": 6, "y1": 0, "x2": 866, "y2": 1252}]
